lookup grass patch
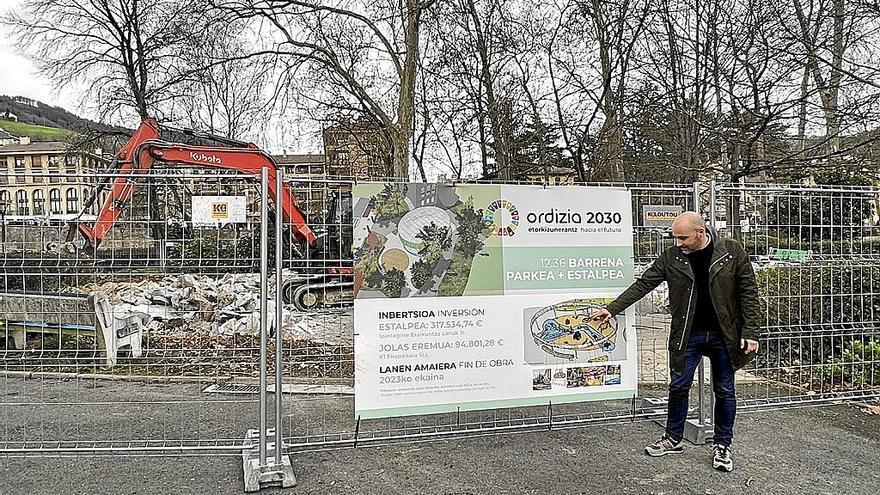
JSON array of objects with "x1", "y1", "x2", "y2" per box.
[{"x1": 0, "y1": 119, "x2": 73, "y2": 141}]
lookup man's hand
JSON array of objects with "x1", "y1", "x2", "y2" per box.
[
  {"x1": 591, "y1": 308, "x2": 612, "y2": 323},
  {"x1": 741, "y1": 338, "x2": 759, "y2": 354}
]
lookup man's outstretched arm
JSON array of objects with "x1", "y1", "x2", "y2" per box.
[{"x1": 593, "y1": 256, "x2": 668, "y2": 322}]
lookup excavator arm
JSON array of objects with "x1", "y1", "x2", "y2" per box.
[{"x1": 67, "y1": 118, "x2": 317, "y2": 253}]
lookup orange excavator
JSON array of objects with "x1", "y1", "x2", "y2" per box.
[{"x1": 64, "y1": 117, "x2": 352, "y2": 310}]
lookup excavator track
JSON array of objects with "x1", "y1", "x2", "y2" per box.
[{"x1": 284, "y1": 277, "x2": 354, "y2": 311}]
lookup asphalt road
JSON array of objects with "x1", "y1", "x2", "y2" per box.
[{"x1": 3, "y1": 402, "x2": 879, "y2": 495}]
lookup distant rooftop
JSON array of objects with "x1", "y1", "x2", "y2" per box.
[
  {"x1": 0, "y1": 141, "x2": 70, "y2": 154},
  {"x1": 272, "y1": 153, "x2": 325, "y2": 165}
]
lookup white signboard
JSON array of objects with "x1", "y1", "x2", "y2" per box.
[
  {"x1": 191, "y1": 196, "x2": 247, "y2": 226},
  {"x1": 352, "y1": 183, "x2": 637, "y2": 419}
]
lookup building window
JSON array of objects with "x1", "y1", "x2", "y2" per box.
[
  {"x1": 48, "y1": 156, "x2": 61, "y2": 183},
  {"x1": 82, "y1": 188, "x2": 91, "y2": 213},
  {"x1": 16, "y1": 189, "x2": 29, "y2": 215},
  {"x1": 66, "y1": 187, "x2": 79, "y2": 213},
  {"x1": 0, "y1": 190, "x2": 10, "y2": 212},
  {"x1": 32, "y1": 155, "x2": 43, "y2": 183},
  {"x1": 49, "y1": 188, "x2": 61, "y2": 214},
  {"x1": 84, "y1": 157, "x2": 103, "y2": 177},
  {"x1": 33, "y1": 189, "x2": 45, "y2": 215},
  {"x1": 14, "y1": 157, "x2": 26, "y2": 183},
  {"x1": 335, "y1": 150, "x2": 349, "y2": 164},
  {"x1": 65, "y1": 155, "x2": 78, "y2": 181}
]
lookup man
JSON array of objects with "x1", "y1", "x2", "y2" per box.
[{"x1": 592, "y1": 211, "x2": 759, "y2": 472}]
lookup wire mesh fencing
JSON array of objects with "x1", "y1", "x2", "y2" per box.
[
  {"x1": 716, "y1": 182, "x2": 880, "y2": 409},
  {"x1": 2, "y1": 176, "x2": 879, "y2": 460},
  {"x1": 1, "y1": 170, "x2": 275, "y2": 455}
]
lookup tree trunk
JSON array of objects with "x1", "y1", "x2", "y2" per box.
[
  {"x1": 590, "y1": 0, "x2": 624, "y2": 181},
  {"x1": 391, "y1": 0, "x2": 422, "y2": 180},
  {"x1": 826, "y1": 0, "x2": 844, "y2": 159},
  {"x1": 598, "y1": 109, "x2": 624, "y2": 181},
  {"x1": 465, "y1": 0, "x2": 508, "y2": 180},
  {"x1": 797, "y1": 65, "x2": 809, "y2": 152},
  {"x1": 477, "y1": 99, "x2": 491, "y2": 178},
  {"x1": 793, "y1": 0, "x2": 844, "y2": 161},
  {"x1": 390, "y1": 126, "x2": 411, "y2": 180}
]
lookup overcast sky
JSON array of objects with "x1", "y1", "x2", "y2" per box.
[
  {"x1": 0, "y1": 0, "x2": 82, "y2": 115},
  {"x1": 0, "y1": 0, "x2": 319, "y2": 154}
]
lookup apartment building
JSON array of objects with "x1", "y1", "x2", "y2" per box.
[{"x1": 0, "y1": 139, "x2": 110, "y2": 221}]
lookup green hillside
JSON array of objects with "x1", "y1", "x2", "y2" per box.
[{"x1": 0, "y1": 118, "x2": 73, "y2": 141}]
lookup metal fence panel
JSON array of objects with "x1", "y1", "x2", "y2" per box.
[
  {"x1": 715, "y1": 182, "x2": 880, "y2": 411},
  {"x1": 276, "y1": 181, "x2": 696, "y2": 451},
  {"x1": 3, "y1": 177, "x2": 878, "y2": 460},
  {"x1": 2, "y1": 170, "x2": 271, "y2": 455}
]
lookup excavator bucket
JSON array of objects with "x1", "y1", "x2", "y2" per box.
[{"x1": 63, "y1": 222, "x2": 97, "y2": 255}]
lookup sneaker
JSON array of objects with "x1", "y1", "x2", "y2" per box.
[
  {"x1": 645, "y1": 434, "x2": 684, "y2": 457},
  {"x1": 712, "y1": 444, "x2": 733, "y2": 472}
]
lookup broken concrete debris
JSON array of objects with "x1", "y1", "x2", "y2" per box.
[{"x1": 71, "y1": 273, "x2": 352, "y2": 345}]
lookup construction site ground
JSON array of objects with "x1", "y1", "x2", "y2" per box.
[{"x1": 1, "y1": 385, "x2": 878, "y2": 495}]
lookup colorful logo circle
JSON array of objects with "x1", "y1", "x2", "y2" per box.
[{"x1": 483, "y1": 199, "x2": 519, "y2": 236}]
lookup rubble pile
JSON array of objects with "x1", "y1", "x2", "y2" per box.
[{"x1": 73, "y1": 273, "x2": 353, "y2": 346}]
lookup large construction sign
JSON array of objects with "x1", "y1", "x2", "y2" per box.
[{"x1": 352, "y1": 183, "x2": 637, "y2": 419}]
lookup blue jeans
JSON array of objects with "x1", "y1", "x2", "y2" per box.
[{"x1": 665, "y1": 330, "x2": 737, "y2": 446}]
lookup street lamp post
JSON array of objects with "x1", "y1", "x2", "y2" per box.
[{"x1": 0, "y1": 200, "x2": 7, "y2": 255}]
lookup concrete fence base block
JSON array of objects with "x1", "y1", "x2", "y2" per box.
[
  {"x1": 651, "y1": 418, "x2": 712, "y2": 445},
  {"x1": 242, "y1": 428, "x2": 297, "y2": 492},
  {"x1": 681, "y1": 418, "x2": 714, "y2": 445}
]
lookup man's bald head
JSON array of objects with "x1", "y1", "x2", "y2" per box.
[
  {"x1": 671, "y1": 211, "x2": 708, "y2": 254},
  {"x1": 673, "y1": 211, "x2": 706, "y2": 231}
]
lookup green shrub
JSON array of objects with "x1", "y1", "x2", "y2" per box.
[
  {"x1": 741, "y1": 234, "x2": 787, "y2": 255},
  {"x1": 757, "y1": 264, "x2": 880, "y2": 328},
  {"x1": 820, "y1": 340, "x2": 880, "y2": 387},
  {"x1": 756, "y1": 264, "x2": 880, "y2": 388},
  {"x1": 816, "y1": 237, "x2": 880, "y2": 256}
]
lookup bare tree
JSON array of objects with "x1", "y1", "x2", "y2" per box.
[
  {"x1": 745, "y1": 0, "x2": 880, "y2": 180},
  {"x1": 176, "y1": 31, "x2": 281, "y2": 140},
  {"x1": 792, "y1": 0, "x2": 846, "y2": 156},
  {"x1": 577, "y1": 0, "x2": 650, "y2": 181},
  {"x1": 531, "y1": 0, "x2": 649, "y2": 181},
  {"x1": 457, "y1": 0, "x2": 520, "y2": 180},
  {"x1": 213, "y1": 0, "x2": 438, "y2": 179},
  {"x1": 418, "y1": 0, "x2": 512, "y2": 179},
  {"x1": 538, "y1": 0, "x2": 594, "y2": 181},
  {"x1": 639, "y1": 0, "x2": 711, "y2": 176},
  {"x1": 3, "y1": 0, "x2": 208, "y2": 123},
  {"x1": 785, "y1": 0, "x2": 880, "y2": 156},
  {"x1": 412, "y1": 8, "x2": 505, "y2": 182},
  {"x1": 705, "y1": 0, "x2": 794, "y2": 179}
]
